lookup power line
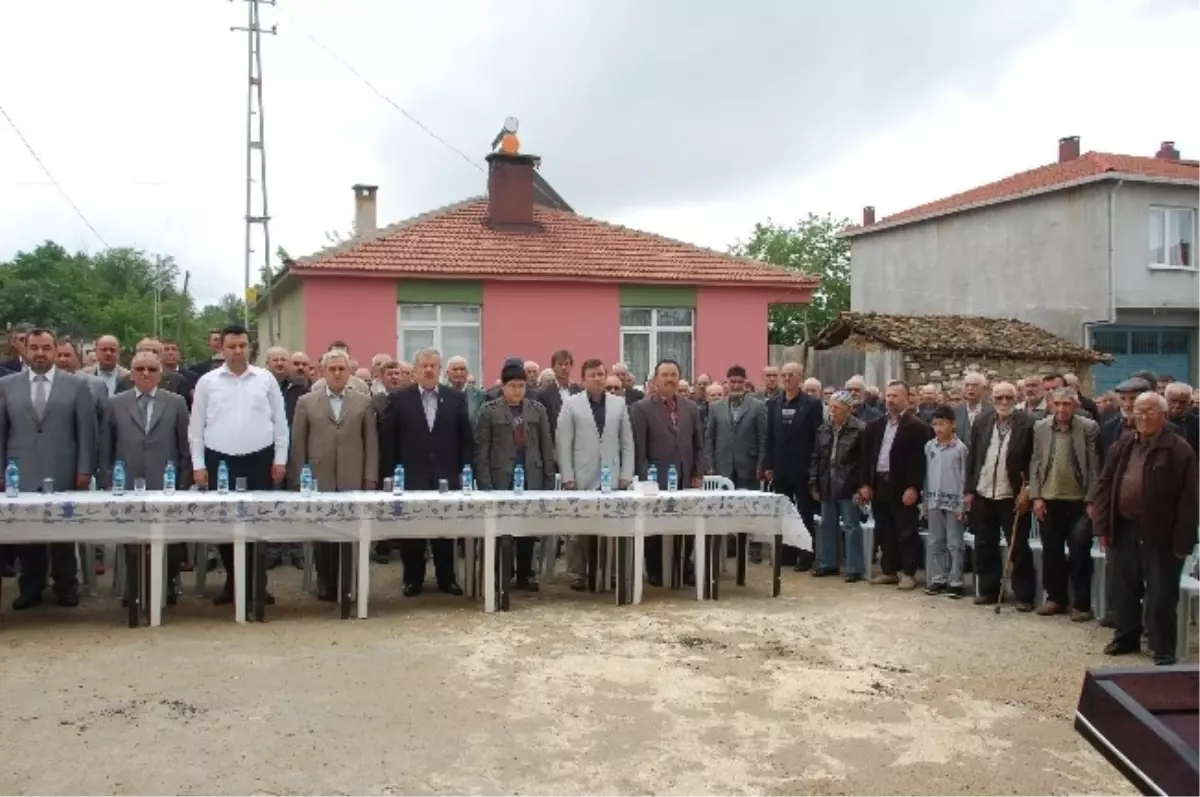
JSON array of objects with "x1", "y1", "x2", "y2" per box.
[
  {"x1": 281, "y1": 10, "x2": 484, "y2": 173},
  {"x1": 0, "y1": 102, "x2": 110, "y2": 248}
]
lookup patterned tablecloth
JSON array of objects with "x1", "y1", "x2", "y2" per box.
[{"x1": 0, "y1": 489, "x2": 812, "y2": 549}]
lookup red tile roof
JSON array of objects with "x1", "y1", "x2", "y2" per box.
[
  {"x1": 845, "y1": 151, "x2": 1199, "y2": 236},
  {"x1": 289, "y1": 198, "x2": 818, "y2": 292}
]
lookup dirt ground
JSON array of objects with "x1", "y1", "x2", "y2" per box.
[{"x1": 0, "y1": 560, "x2": 1142, "y2": 796}]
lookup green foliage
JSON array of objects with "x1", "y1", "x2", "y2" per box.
[
  {"x1": 731, "y1": 213, "x2": 852, "y2": 346},
  {"x1": 0, "y1": 241, "x2": 248, "y2": 362}
]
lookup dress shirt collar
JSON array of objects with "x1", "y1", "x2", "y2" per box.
[
  {"x1": 327, "y1": 386, "x2": 345, "y2": 400},
  {"x1": 28, "y1": 366, "x2": 56, "y2": 384},
  {"x1": 137, "y1": 387, "x2": 157, "y2": 400},
  {"x1": 218, "y1": 363, "x2": 255, "y2": 380}
]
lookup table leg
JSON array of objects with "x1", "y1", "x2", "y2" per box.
[
  {"x1": 253, "y1": 542, "x2": 267, "y2": 623},
  {"x1": 357, "y1": 520, "x2": 371, "y2": 619},
  {"x1": 124, "y1": 544, "x2": 139, "y2": 628},
  {"x1": 662, "y1": 534, "x2": 674, "y2": 589},
  {"x1": 736, "y1": 533, "x2": 747, "y2": 586},
  {"x1": 587, "y1": 537, "x2": 599, "y2": 593},
  {"x1": 694, "y1": 521, "x2": 706, "y2": 602},
  {"x1": 483, "y1": 514, "x2": 497, "y2": 613},
  {"x1": 234, "y1": 526, "x2": 247, "y2": 624},
  {"x1": 339, "y1": 542, "x2": 353, "y2": 620},
  {"x1": 633, "y1": 508, "x2": 645, "y2": 606},
  {"x1": 710, "y1": 535, "x2": 720, "y2": 601},
  {"x1": 615, "y1": 537, "x2": 627, "y2": 605},
  {"x1": 772, "y1": 533, "x2": 783, "y2": 597},
  {"x1": 149, "y1": 527, "x2": 164, "y2": 628},
  {"x1": 498, "y1": 535, "x2": 512, "y2": 612},
  {"x1": 464, "y1": 535, "x2": 477, "y2": 598}
]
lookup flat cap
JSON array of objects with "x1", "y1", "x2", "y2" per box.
[{"x1": 1114, "y1": 377, "x2": 1151, "y2": 394}]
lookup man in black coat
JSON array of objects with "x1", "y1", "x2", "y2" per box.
[
  {"x1": 1165, "y1": 382, "x2": 1199, "y2": 454},
  {"x1": 859, "y1": 381, "x2": 932, "y2": 588},
  {"x1": 536, "y1": 348, "x2": 582, "y2": 439},
  {"x1": 762, "y1": 362, "x2": 823, "y2": 571},
  {"x1": 381, "y1": 348, "x2": 472, "y2": 597}
]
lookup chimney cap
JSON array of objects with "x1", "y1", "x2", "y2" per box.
[
  {"x1": 352, "y1": 184, "x2": 379, "y2": 196},
  {"x1": 485, "y1": 151, "x2": 540, "y2": 168}
]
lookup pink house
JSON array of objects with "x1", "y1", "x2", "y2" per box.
[{"x1": 265, "y1": 150, "x2": 816, "y2": 385}]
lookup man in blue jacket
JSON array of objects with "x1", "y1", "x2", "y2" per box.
[{"x1": 762, "y1": 362, "x2": 823, "y2": 571}]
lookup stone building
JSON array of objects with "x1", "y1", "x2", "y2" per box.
[{"x1": 807, "y1": 312, "x2": 1112, "y2": 392}]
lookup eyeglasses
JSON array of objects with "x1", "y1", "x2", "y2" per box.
[
  {"x1": 993, "y1": 395, "x2": 1015, "y2": 402},
  {"x1": 605, "y1": 386, "x2": 623, "y2": 393},
  {"x1": 133, "y1": 366, "x2": 160, "y2": 373}
]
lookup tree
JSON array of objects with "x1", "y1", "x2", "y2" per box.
[{"x1": 730, "y1": 213, "x2": 852, "y2": 346}]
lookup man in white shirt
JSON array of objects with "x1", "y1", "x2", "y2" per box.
[{"x1": 189, "y1": 324, "x2": 289, "y2": 611}]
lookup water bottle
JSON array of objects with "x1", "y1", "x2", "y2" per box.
[
  {"x1": 667, "y1": 464, "x2": 679, "y2": 492},
  {"x1": 112, "y1": 460, "x2": 127, "y2": 496},
  {"x1": 513, "y1": 464, "x2": 525, "y2": 495},
  {"x1": 300, "y1": 464, "x2": 314, "y2": 496},
  {"x1": 462, "y1": 465, "x2": 473, "y2": 495},
  {"x1": 600, "y1": 465, "x2": 612, "y2": 494},
  {"x1": 164, "y1": 461, "x2": 177, "y2": 495},
  {"x1": 217, "y1": 460, "x2": 230, "y2": 495},
  {"x1": 647, "y1": 464, "x2": 658, "y2": 486},
  {"x1": 4, "y1": 459, "x2": 18, "y2": 498},
  {"x1": 393, "y1": 465, "x2": 405, "y2": 495}
]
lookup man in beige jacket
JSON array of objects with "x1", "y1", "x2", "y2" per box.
[{"x1": 289, "y1": 350, "x2": 379, "y2": 609}]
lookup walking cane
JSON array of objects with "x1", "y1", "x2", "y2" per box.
[{"x1": 995, "y1": 481, "x2": 1028, "y2": 615}]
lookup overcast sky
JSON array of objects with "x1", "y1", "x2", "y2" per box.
[{"x1": 1, "y1": 0, "x2": 1196, "y2": 305}]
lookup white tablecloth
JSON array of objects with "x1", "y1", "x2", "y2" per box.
[{"x1": 0, "y1": 489, "x2": 811, "y2": 549}]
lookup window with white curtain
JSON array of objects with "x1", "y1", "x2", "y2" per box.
[
  {"x1": 1148, "y1": 206, "x2": 1196, "y2": 268},
  {"x1": 619, "y1": 307, "x2": 693, "y2": 384},
  {"x1": 397, "y1": 303, "x2": 482, "y2": 378}
]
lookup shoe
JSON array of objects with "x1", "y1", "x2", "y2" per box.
[
  {"x1": 844, "y1": 574, "x2": 863, "y2": 583},
  {"x1": 12, "y1": 592, "x2": 42, "y2": 610},
  {"x1": 792, "y1": 559, "x2": 813, "y2": 573},
  {"x1": 288, "y1": 549, "x2": 305, "y2": 570},
  {"x1": 1153, "y1": 654, "x2": 1177, "y2": 666},
  {"x1": 438, "y1": 583, "x2": 464, "y2": 596},
  {"x1": 213, "y1": 590, "x2": 233, "y2": 606},
  {"x1": 973, "y1": 594, "x2": 998, "y2": 606},
  {"x1": 1014, "y1": 601, "x2": 1034, "y2": 612},
  {"x1": 54, "y1": 584, "x2": 80, "y2": 607},
  {"x1": 317, "y1": 584, "x2": 337, "y2": 602},
  {"x1": 402, "y1": 583, "x2": 423, "y2": 598},
  {"x1": 1104, "y1": 640, "x2": 1139, "y2": 657},
  {"x1": 811, "y1": 567, "x2": 838, "y2": 577},
  {"x1": 1036, "y1": 601, "x2": 1065, "y2": 616},
  {"x1": 568, "y1": 577, "x2": 587, "y2": 592},
  {"x1": 513, "y1": 578, "x2": 540, "y2": 592},
  {"x1": 869, "y1": 574, "x2": 899, "y2": 586},
  {"x1": 946, "y1": 585, "x2": 964, "y2": 599},
  {"x1": 1070, "y1": 609, "x2": 1094, "y2": 623},
  {"x1": 897, "y1": 575, "x2": 917, "y2": 591},
  {"x1": 924, "y1": 582, "x2": 947, "y2": 596},
  {"x1": 1098, "y1": 616, "x2": 1115, "y2": 628},
  {"x1": 370, "y1": 553, "x2": 391, "y2": 565}
]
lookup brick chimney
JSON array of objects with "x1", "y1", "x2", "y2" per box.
[
  {"x1": 862, "y1": 206, "x2": 876, "y2": 226},
  {"x1": 486, "y1": 152, "x2": 540, "y2": 227},
  {"x1": 1155, "y1": 141, "x2": 1181, "y2": 160},
  {"x1": 352, "y1": 184, "x2": 378, "y2": 236},
  {"x1": 1058, "y1": 135, "x2": 1080, "y2": 163}
]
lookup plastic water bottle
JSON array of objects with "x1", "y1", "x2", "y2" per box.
[
  {"x1": 217, "y1": 460, "x2": 230, "y2": 495},
  {"x1": 647, "y1": 464, "x2": 658, "y2": 486},
  {"x1": 300, "y1": 464, "x2": 314, "y2": 496},
  {"x1": 513, "y1": 464, "x2": 525, "y2": 495},
  {"x1": 4, "y1": 459, "x2": 18, "y2": 498},
  {"x1": 667, "y1": 464, "x2": 679, "y2": 492},
  {"x1": 461, "y1": 465, "x2": 473, "y2": 495},
  {"x1": 113, "y1": 460, "x2": 127, "y2": 496},
  {"x1": 164, "y1": 461, "x2": 177, "y2": 495},
  {"x1": 392, "y1": 465, "x2": 405, "y2": 495},
  {"x1": 600, "y1": 465, "x2": 612, "y2": 494}
]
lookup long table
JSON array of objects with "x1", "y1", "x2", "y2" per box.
[{"x1": 0, "y1": 489, "x2": 811, "y2": 626}]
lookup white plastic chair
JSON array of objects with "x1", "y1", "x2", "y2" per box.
[{"x1": 1177, "y1": 549, "x2": 1199, "y2": 663}]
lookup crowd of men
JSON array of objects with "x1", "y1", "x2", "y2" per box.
[{"x1": 1, "y1": 322, "x2": 1197, "y2": 665}]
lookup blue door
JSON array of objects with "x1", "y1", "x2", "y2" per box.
[{"x1": 1090, "y1": 326, "x2": 1194, "y2": 392}]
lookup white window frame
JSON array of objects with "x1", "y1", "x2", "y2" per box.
[
  {"x1": 619, "y1": 307, "x2": 694, "y2": 384},
  {"x1": 396, "y1": 303, "x2": 482, "y2": 378},
  {"x1": 1148, "y1": 205, "x2": 1197, "y2": 271}
]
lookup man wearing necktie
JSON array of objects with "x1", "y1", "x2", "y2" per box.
[
  {"x1": 381, "y1": 347, "x2": 472, "y2": 598},
  {"x1": 99, "y1": 350, "x2": 193, "y2": 605},
  {"x1": 0, "y1": 327, "x2": 97, "y2": 610}
]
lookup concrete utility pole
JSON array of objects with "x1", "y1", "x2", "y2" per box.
[{"x1": 230, "y1": 0, "x2": 276, "y2": 341}]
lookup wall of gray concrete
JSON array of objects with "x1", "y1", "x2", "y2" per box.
[{"x1": 1111, "y1": 181, "x2": 1199, "y2": 311}]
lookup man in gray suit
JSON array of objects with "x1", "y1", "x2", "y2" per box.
[
  {"x1": 557, "y1": 358, "x2": 635, "y2": 589},
  {"x1": 704, "y1": 365, "x2": 767, "y2": 489},
  {"x1": 99, "y1": 350, "x2": 193, "y2": 604},
  {"x1": 0, "y1": 327, "x2": 97, "y2": 609},
  {"x1": 475, "y1": 358, "x2": 556, "y2": 590},
  {"x1": 630, "y1": 358, "x2": 707, "y2": 586},
  {"x1": 952, "y1": 371, "x2": 990, "y2": 443}
]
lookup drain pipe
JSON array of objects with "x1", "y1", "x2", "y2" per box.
[{"x1": 1083, "y1": 178, "x2": 1123, "y2": 348}]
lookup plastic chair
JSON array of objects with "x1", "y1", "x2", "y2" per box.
[{"x1": 1177, "y1": 549, "x2": 1199, "y2": 663}]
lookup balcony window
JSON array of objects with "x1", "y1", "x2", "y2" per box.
[{"x1": 1148, "y1": 206, "x2": 1196, "y2": 269}]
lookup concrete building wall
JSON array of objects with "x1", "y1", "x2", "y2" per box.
[{"x1": 1110, "y1": 181, "x2": 1199, "y2": 311}]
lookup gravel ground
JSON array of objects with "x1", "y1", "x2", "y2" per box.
[{"x1": 0, "y1": 561, "x2": 1143, "y2": 796}]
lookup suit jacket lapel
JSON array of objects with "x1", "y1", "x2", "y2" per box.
[
  {"x1": 147, "y1": 393, "x2": 166, "y2": 434},
  {"x1": 126, "y1": 391, "x2": 146, "y2": 434},
  {"x1": 659, "y1": 399, "x2": 678, "y2": 438},
  {"x1": 317, "y1": 392, "x2": 337, "y2": 426},
  {"x1": 16, "y1": 376, "x2": 40, "y2": 429}
]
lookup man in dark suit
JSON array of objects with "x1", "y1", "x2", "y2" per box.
[
  {"x1": 381, "y1": 347, "x2": 472, "y2": 597},
  {"x1": 536, "y1": 348, "x2": 583, "y2": 438},
  {"x1": 612, "y1": 363, "x2": 644, "y2": 403},
  {"x1": 0, "y1": 322, "x2": 31, "y2": 374},
  {"x1": 963, "y1": 380, "x2": 1036, "y2": 608},
  {"x1": 859, "y1": 380, "x2": 932, "y2": 589},
  {"x1": 0, "y1": 327, "x2": 97, "y2": 609},
  {"x1": 187, "y1": 328, "x2": 225, "y2": 378},
  {"x1": 630, "y1": 358, "x2": 706, "y2": 586},
  {"x1": 1165, "y1": 381, "x2": 1199, "y2": 454},
  {"x1": 762, "y1": 362, "x2": 823, "y2": 571}
]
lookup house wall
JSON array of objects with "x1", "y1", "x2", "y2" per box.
[
  {"x1": 695, "y1": 287, "x2": 771, "y2": 382},
  {"x1": 271, "y1": 280, "x2": 306, "y2": 354},
  {"x1": 302, "y1": 276, "x2": 397, "y2": 360},
  {"x1": 481, "y1": 281, "x2": 620, "y2": 382},
  {"x1": 1111, "y1": 182, "x2": 1199, "y2": 311}
]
